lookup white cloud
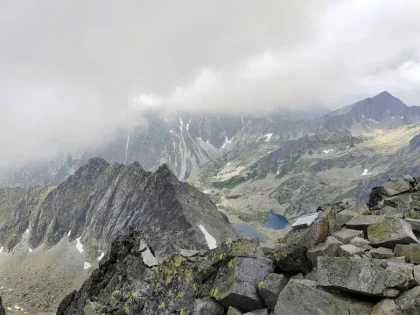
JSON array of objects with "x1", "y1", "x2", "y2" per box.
[{"x1": 0, "y1": 0, "x2": 419, "y2": 168}]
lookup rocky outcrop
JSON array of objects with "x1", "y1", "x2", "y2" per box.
[{"x1": 0, "y1": 158, "x2": 238, "y2": 259}]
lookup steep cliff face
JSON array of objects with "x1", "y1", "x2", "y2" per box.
[{"x1": 0, "y1": 158, "x2": 238, "y2": 260}]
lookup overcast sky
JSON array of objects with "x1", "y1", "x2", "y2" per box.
[{"x1": 0, "y1": 0, "x2": 419, "y2": 169}]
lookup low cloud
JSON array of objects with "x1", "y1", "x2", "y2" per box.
[{"x1": 0, "y1": 0, "x2": 419, "y2": 168}]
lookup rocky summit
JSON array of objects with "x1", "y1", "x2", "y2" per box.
[{"x1": 51, "y1": 175, "x2": 420, "y2": 314}]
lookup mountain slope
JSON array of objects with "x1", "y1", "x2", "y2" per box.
[
  {"x1": 0, "y1": 158, "x2": 238, "y2": 313},
  {"x1": 314, "y1": 91, "x2": 420, "y2": 134}
]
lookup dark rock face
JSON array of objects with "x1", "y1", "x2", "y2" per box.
[
  {"x1": 0, "y1": 297, "x2": 5, "y2": 315},
  {"x1": 0, "y1": 158, "x2": 239, "y2": 258}
]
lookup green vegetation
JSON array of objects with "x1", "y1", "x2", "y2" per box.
[
  {"x1": 237, "y1": 211, "x2": 270, "y2": 224},
  {"x1": 332, "y1": 186, "x2": 358, "y2": 202},
  {"x1": 39, "y1": 185, "x2": 56, "y2": 202},
  {"x1": 212, "y1": 175, "x2": 246, "y2": 189}
]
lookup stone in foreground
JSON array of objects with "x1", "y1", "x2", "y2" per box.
[
  {"x1": 371, "y1": 299, "x2": 396, "y2": 315},
  {"x1": 271, "y1": 204, "x2": 338, "y2": 273},
  {"x1": 212, "y1": 257, "x2": 274, "y2": 312},
  {"x1": 227, "y1": 307, "x2": 243, "y2": 315},
  {"x1": 317, "y1": 257, "x2": 414, "y2": 297},
  {"x1": 332, "y1": 229, "x2": 363, "y2": 244},
  {"x1": 395, "y1": 286, "x2": 420, "y2": 314},
  {"x1": 258, "y1": 273, "x2": 288, "y2": 310},
  {"x1": 337, "y1": 244, "x2": 365, "y2": 257},
  {"x1": 306, "y1": 236, "x2": 342, "y2": 267},
  {"x1": 405, "y1": 218, "x2": 420, "y2": 232},
  {"x1": 274, "y1": 279, "x2": 373, "y2": 315},
  {"x1": 368, "y1": 218, "x2": 419, "y2": 248},
  {"x1": 193, "y1": 297, "x2": 224, "y2": 315},
  {"x1": 382, "y1": 179, "x2": 411, "y2": 197},
  {"x1": 370, "y1": 247, "x2": 395, "y2": 259},
  {"x1": 346, "y1": 215, "x2": 385, "y2": 235}
]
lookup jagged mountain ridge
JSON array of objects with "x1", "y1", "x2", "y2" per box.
[
  {"x1": 0, "y1": 158, "x2": 238, "y2": 259},
  {"x1": 0, "y1": 158, "x2": 238, "y2": 313}
]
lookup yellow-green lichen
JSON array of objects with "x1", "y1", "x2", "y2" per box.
[
  {"x1": 211, "y1": 288, "x2": 219, "y2": 297},
  {"x1": 158, "y1": 302, "x2": 166, "y2": 309},
  {"x1": 258, "y1": 281, "x2": 268, "y2": 289}
]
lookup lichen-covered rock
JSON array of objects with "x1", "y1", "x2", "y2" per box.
[
  {"x1": 332, "y1": 229, "x2": 364, "y2": 244},
  {"x1": 306, "y1": 236, "x2": 342, "y2": 267},
  {"x1": 395, "y1": 286, "x2": 420, "y2": 314},
  {"x1": 368, "y1": 218, "x2": 419, "y2": 248},
  {"x1": 371, "y1": 299, "x2": 396, "y2": 315},
  {"x1": 317, "y1": 257, "x2": 414, "y2": 297},
  {"x1": 208, "y1": 238, "x2": 264, "y2": 266},
  {"x1": 212, "y1": 257, "x2": 274, "y2": 312},
  {"x1": 193, "y1": 297, "x2": 224, "y2": 315},
  {"x1": 258, "y1": 273, "x2": 288, "y2": 310},
  {"x1": 346, "y1": 215, "x2": 386, "y2": 235},
  {"x1": 270, "y1": 204, "x2": 338, "y2": 273},
  {"x1": 274, "y1": 279, "x2": 373, "y2": 315}
]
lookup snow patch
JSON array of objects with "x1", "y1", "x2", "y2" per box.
[
  {"x1": 323, "y1": 149, "x2": 334, "y2": 154},
  {"x1": 67, "y1": 230, "x2": 71, "y2": 237},
  {"x1": 226, "y1": 163, "x2": 231, "y2": 166},
  {"x1": 198, "y1": 224, "x2": 217, "y2": 249},
  {"x1": 25, "y1": 229, "x2": 29, "y2": 234},
  {"x1": 76, "y1": 237, "x2": 84, "y2": 253},
  {"x1": 14, "y1": 305, "x2": 21, "y2": 310},
  {"x1": 28, "y1": 248, "x2": 32, "y2": 253},
  {"x1": 7, "y1": 307, "x2": 11, "y2": 311},
  {"x1": 0, "y1": 247, "x2": 4, "y2": 253},
  {"x1": 98, "y1": 251, "x2": 105, "y2": 261},
  {"x1": 264, "y1": 133, "x2": 273, "y2": 142},
  {"x1": 221, "y1": 136, "x2": 234, "y2": 150},
  {"x1": 292, "y1": 213, "x2": 319, "y2": 228},
  {"x1": 361, "y1": 169, "x2": 372, "y2": 176},
  {"x1": 84, "y1": 262, "x2": 92, "y2": 270}
]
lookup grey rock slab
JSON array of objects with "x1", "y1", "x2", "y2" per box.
[
  {"x1": 371, "y1": 299, "x2": 396, "y2": 315},
  {"x1": 370, "y1": 247, "x2": 395, "y2": 259},
  {"x1": 382, "y1": 179, "x2": 412, "y2": 197},
  {"x1": 212, "y1": 257, "x2": 274, "y2": 312},
  {"x1": 337, "y1": 244, "x2": 365, "y2": 257},
  {"x1": 368, "y1": 218, "x2": 419, "y2": 248},
  {"x1": 274, "y1": 279, "x2": 373, "y2": 315},
  {"x1": 193, "y1": 297, "x2": 224, "y2": 315},
  {"x1": 332, "y1": 229, "x2": 364, "y2": 244},
  {"x1": 349, "y1": 237, "x2": 370, "y2": 247},
  {"x1": 258, "y1": 273, "x2": 288, "y2": 310},
  {"x1": 317, "y1": 257, "x2": 414, "y2": 297},
  {"x1": 336, "y1": 210, "x2": 359, "y2": 226},
  {"x1": 306, "y1": 236, "x2": 343, "y2": 267},
  {"x1": 271, "y1": 204, "x2": 338, "y2": 274}
]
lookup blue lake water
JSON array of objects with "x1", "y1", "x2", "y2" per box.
[
  {"x1": 266, "y1": 214, "x2": 289, "y2": 229},
  {"x1": 234, "y1": 223, "x2": 266, "y2": 243}
]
